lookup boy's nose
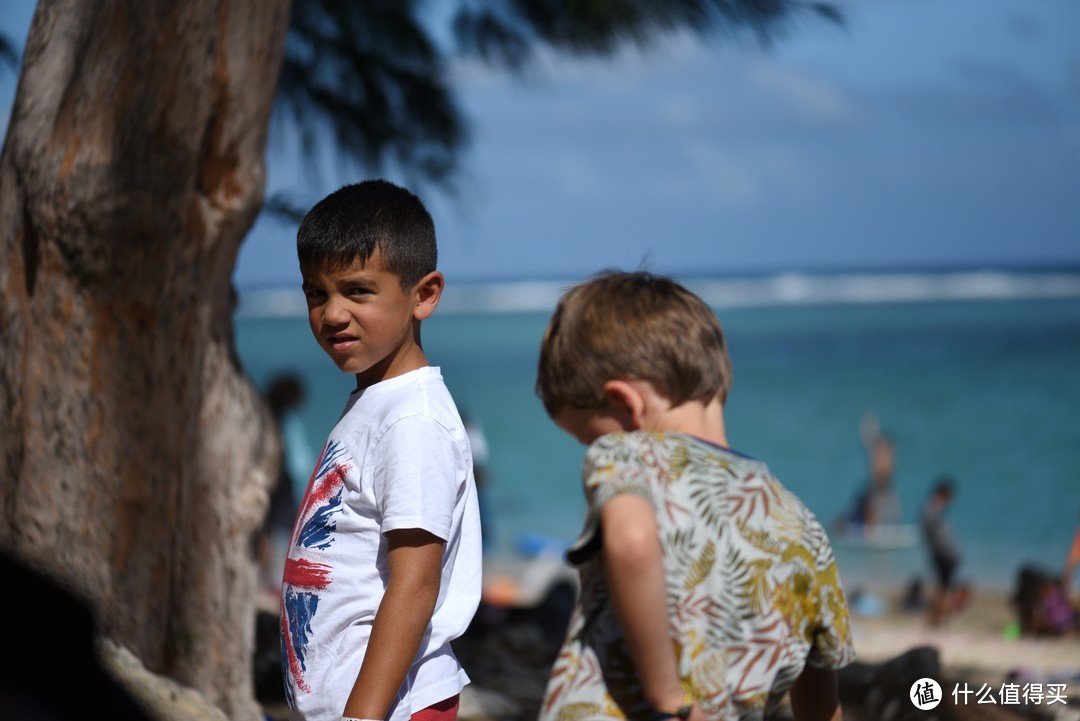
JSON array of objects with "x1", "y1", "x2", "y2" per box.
[{"x1": 322, "y1": 294, "x2": 350, "y2": 325}]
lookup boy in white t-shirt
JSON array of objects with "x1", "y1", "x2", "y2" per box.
[{"x1": 280, "y1": 180, "x2": 483, "y2": 721}]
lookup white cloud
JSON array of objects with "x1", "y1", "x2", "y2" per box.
[{"x1": 745, "y1": 60, "x2": 863, "y2": 128}]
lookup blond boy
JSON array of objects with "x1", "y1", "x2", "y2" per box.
[{"x1": 536, "y1": 270, "x2": 855, "y2": 721}]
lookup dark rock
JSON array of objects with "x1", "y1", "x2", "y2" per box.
[
  {"x1": 0, "y1": 550, "x2": 155, "y2": 721},
  {"x1": 454, "y1": 580, "x2": 576, "y2": 721},
  {"x1": 837, "y1": 645, "x2": 1054, "y2": 721},
  {"x1": 841, "y1": 645, "x2": 945, "y2": 720},
  {"x1": 254, "y1": 608, "x2": 287, "y2": 706}
]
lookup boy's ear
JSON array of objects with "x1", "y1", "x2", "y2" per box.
[
  {"x1": 602, "y1": 379, "x2": 646, "y2": 430},
  {"x1": 412, "y1": 271, "x2": 444, "y2": 321}
]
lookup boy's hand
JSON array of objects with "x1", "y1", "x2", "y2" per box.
[{"x1": 343, "y1": 528, "x2": 444, "y2": 720}]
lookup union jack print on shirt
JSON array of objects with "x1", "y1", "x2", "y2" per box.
[{"x1": 280, "y1": 440, "x2": 350, "y2": 704}]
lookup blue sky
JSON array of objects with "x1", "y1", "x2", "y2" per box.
[{"x1": 3, "y1": 1, "x2": 1078, "y2": 288}]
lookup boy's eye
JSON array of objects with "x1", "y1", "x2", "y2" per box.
[
  {"x1": 304, "y1": 288, "x2": 325, "y2": 300},
  {"x1": 347, "y1": 286, "x2": 372, "y2": 296}
]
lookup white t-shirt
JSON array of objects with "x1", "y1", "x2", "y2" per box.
[{"x1": 281, "y1": 366, "x2": 483, "y2": 721}]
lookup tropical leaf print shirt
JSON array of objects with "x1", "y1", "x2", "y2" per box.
[{"x1": 541, "y1": 431, "x2": 855, "y2": 721}]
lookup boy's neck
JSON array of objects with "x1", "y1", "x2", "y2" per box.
[
  {"x1": 652, "y1": 398, "x2": 730, "y2": 448},
  {"x1": 354, "y1": 338, "x2": 430, "y2": 391},
  {"x1": 616, "y1": 379, "x2": 730, "y2": 448}
]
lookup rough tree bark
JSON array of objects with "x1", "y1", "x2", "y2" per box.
[{"x1": 0, "y1": 1, "x2": 291, "y2": 719}]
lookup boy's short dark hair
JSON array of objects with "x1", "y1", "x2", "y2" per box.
[
  {"x1": 536, "y1": 270, "x2": 733, "y2": 417},
  {"x1": 297, "y1": 179, "x2": 437, "y2": 290}
]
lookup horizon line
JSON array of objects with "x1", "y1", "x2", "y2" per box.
[{"x1": 235, "y1": 266, "x2": 1080, "y2": 319}]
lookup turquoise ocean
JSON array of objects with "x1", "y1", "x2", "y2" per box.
[{"x1": 234, "y1": 268, "x2": 1080, "y2": 594}]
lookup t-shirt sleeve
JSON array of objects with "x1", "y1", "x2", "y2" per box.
[
  {"x1": 565, "y1": 432, "x2": 656, "y2": 565},
  {"x1": 370, "y1": 415, "x2": 463, "y2": 541},
  {"x1": 805, "y1": 520, "x2": 857, "y2": 669}
]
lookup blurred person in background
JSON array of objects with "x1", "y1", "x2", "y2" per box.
[{"x1": 920, "y1": 477, "x2": 966, "y2": 626}]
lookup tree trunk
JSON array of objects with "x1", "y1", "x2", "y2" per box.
[{"x1": 0, "y1": 1, "x2": 291, "y2": 719}]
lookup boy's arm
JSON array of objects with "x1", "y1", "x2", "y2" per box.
[
  {"x1": 602, "y1": 495, "x2": 700, "y2": 719},
  {"x1": 343, "y1": 528, "x2": 444, "y2": 720},
  {"x1": 789, "y1": 664, "x2": 842, "y2": 721}
]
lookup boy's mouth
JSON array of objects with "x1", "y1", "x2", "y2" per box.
[{"x1": 328, "y1": 334, "x2": 358, "y2": 351}]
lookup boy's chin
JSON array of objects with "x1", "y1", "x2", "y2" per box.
[
  {"x1": 322, "y1": 348, "x2": 368, "y2": 375},
  {"x1": 326, "y1": 356, "x2": 364, "y2": 375},
  {"x1": 336, "y1": 362, "x2": 369, "y2": 376}
]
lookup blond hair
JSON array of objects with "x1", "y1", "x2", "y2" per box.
[{"x1": 536, "y1": 270, "x2": 733, "y2": 417}]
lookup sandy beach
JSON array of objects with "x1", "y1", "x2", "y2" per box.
[
  {"x1": 850, "y1": 585, "x2": 1079, "y2": 679},
  {"x1": 844, "y1": 583, "x2": 1080, "y2": 720}
]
